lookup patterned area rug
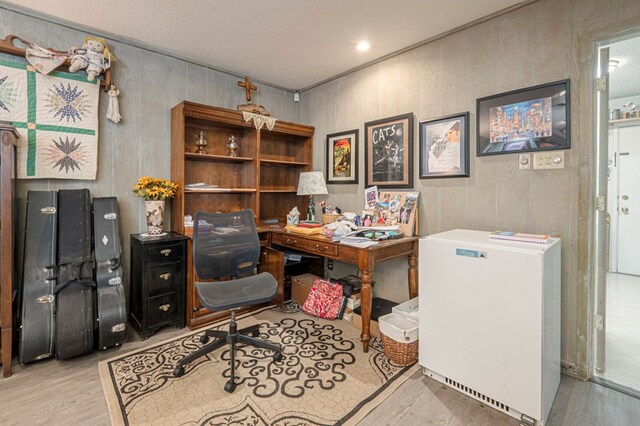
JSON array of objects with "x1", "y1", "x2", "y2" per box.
[{"x1": 100, "y1": 305, "x2": 418, "y2": 425}]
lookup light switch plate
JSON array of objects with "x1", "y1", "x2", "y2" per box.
[
  {"x1": 533, "y1": 151, "x2": 565, "y2": 169},
  {"x1": 518, "y1": 153, "x2": 531, "y2": 170}
]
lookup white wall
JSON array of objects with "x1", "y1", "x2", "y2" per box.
[
  {"x1": 610, "y1": 94, "x2": 640, "y2": 111},
  {"x1": 0, "y1": 8, "x2": 298, "y2": 301},
  {"x1": 298, "y1": 0, "x2": 640, "y2": 377}
]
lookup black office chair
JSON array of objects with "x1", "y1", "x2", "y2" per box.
[{"x1": 172, "y1": 210, "x2": 283, "y2": 393}]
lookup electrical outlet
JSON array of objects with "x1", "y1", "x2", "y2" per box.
[
  {"x1": 533, "y1": 151, "x2": 565, "y2": 170},
  {"x1": 518, "y1": 153, "x2": 531, "y2": 170},
  {"x1": 327, "y1": 259, "x2": 333, "y2": 270}
]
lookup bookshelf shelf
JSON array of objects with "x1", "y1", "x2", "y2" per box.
[
  {"x1": 185, "y1": 152, "x2": 254, "y2": 162},
  {"x1": 260, "y1": 158, "x2": 309, "y2": 167},
  {"x1": 184, "y1": 188, "x2": 256, "y2": 194}
]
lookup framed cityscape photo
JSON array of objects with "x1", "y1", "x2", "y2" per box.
[
  {"x1": 326, "y1": 129, "x2": 358, "y2": 184},
  {"x1": 476, "y1": 79, "x2": 570, "y2": 156},
  {"x1": 419, "y1": 112, "x2": 470, "y2": 179},
  {"x1": 364, "y1": 113, "x2": 414, "y2": 189}
]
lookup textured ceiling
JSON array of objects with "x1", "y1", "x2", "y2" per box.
[
  {"x1": 1, "y1": 0, "x2": 524, "y2": 90},
  {"x1": 608, "y1": 36, "x2": 640, "y2": 100}
]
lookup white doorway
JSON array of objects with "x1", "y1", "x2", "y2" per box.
[
  {"x1": 609, "y1": 125, "x2": 640, "y2": 276},
  {"x1": 594, "y1": 32, "x2": 640, "y2": 395}
]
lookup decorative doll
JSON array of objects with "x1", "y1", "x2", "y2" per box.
[
  {"x1": 107, "y1": 83, "x2": 122, "y2": 123},
  {"x1": 69, "y1": 36, "x2": 114, "y2": 81}
]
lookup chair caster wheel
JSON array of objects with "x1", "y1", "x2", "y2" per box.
[
  {"x1": 251, "y1": 330, "x2": 260, "y2": 337},
  {"x1": 273, "y1": 352, "x2": 284, "y2": 362},
  {"x1": 224, "y1": 380, "x2": 236, "y2": 393},
  {"x1": 173, "y1": 366, "x2": 185, "y2": 377},
  {"x1": 199, "y1": 335, "x2": 209, "y2": 344}
]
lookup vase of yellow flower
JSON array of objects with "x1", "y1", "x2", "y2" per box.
[{"x1": 132, "y1": 176, "x2": 178, "y2": 235}]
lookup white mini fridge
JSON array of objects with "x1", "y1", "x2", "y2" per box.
[{"x1": 419, "y1": 229, "x2": 561, "y2": 426}]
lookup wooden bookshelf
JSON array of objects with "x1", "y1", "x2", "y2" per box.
[
  {"x1": 0, "y1": 123, "x2": 17, "y2": 378},
  {"x1": 170, "y1": 101, "x2": 314, "y2": 328}
]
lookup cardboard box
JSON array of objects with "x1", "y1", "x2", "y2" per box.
[
  {"x1": 352, "y1": 312, "x2": 381, "y2": 338},
  {"x1": 291, "y1": 273, "x2": 320, "y2": 306}
]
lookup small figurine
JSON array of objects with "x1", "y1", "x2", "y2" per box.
[
  {"x1": 194, "y1": 131, "x2": 208, "y2": 154},
  {"x1": 227, "y1": 135, "x2": 239, "y2": 157},
  {"x1": 107, "y1": 83, "x2": 122, "y2": 123},
  {"x1": 69, "y1": 36, "x2": 114, "y2": 81}
]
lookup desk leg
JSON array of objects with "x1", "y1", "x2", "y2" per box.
[
  {"x1": 361, "y1": 269, "x2": 372, "y2": 352},
  {"x1": 408, "y1": 252, "x2": 418, "y2": 299}
]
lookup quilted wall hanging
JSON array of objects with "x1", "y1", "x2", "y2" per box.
[{"x1": 0, "y1": 59, "x2": 99, "y2": 180}]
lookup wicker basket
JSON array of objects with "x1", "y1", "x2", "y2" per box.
[
  {"x1": 381, "y1": 334, "x2": 418, "y2": 366},
  {"x1": 322, "y1": 214, "x2": 340, "y2": 224}
]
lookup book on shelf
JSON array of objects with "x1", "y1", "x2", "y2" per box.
[
  {"x1": 184, "y1": 182, "x2": 223, "y2": 191},
  {"x1": 489, "y1": 231, "x2": 550, "y2": 244}
]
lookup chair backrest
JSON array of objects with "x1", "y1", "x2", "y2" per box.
[{"x1": 192, "y1": 210, "x2": 260, "y2": 280}]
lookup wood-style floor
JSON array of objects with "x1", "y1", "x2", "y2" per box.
[
  {"x1": 595, "y1": 273, "x2": 640, "y2": 392},
  {"x1": 1, "y1": 324, "x2": 639, "y2": 426}
]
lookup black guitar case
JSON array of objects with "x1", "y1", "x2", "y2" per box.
[
  {"x1": 18, "y1": 191, "x2": 58, "y2": 364},
  {"x1": 54, "y1": 189, "x2": 95, "y2": 360},
  {"x1": 93, "y1": 197, "x2": 127, "y2": 349}
]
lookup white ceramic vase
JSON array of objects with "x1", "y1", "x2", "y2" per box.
[{"x1": 145, "y1": 200, "x2": 165, "y2": 235}]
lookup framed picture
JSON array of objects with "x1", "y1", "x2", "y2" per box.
[
  {"x1": 419, "y1": 112, "x2": 470, "y2": 179},
  {"x1": 326, "y1": 129, "x2": 358, "y2": 184},
  {"x1": 376, "y1": 190, "x2": 420, "y2": 236},
  {"x1": 364, "y1": 113, "x2": 414, "y2": 188},
  {"x1": 476, "y1": 79, "x2": 570, "y2": 156}
]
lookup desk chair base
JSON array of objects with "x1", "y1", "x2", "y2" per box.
[{"x1": 173, "y1": 310, "x2": 283, "y2": 393}]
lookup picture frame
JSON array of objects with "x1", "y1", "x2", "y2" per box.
[
  {"x1": 364, "y1": 113, "x2": 414, "y2": 188},
  {"x1": 419, "y1": 112, "x2": 470, "y2": 179},
  {"x1": 476, "y1": 79, "x2": 570, "y2": 156},
  {"x1": 326, "y1": 129, "x2": 358, "y2": 184},
  {"x1": 376, "y1": 190, "x2": 420, "y2": 236}
]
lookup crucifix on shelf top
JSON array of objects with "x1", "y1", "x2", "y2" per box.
[{"x1": 238, "y1": 76, "x2": 257, "y2": 101}]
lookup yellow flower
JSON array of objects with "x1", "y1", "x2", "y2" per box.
[{"x1": 133, "y1": 176, "x2": 178, "y2": 200}]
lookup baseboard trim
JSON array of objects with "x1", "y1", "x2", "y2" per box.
[{"x1": 591, "y1": 376, "x2": 640, "y2": 400}]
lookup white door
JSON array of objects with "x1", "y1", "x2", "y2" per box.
[{"x1": 617, "y1": 125, "x2": 640, "y2": 276}]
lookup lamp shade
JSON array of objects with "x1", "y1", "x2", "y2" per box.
[{"x1": 297, "y1": 171, "x2": 328, "y2": 196}]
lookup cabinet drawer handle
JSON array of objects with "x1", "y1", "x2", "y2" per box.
[
  {"x1": 160, "y1": 272, "x2": 172, "y2": 280},
  {"x1": 159, "y1": 304, "x2": 171, "y2": 312},
  {"x1": 285, "y1": 238, "x2": 298, "y2": 245},
  {"x1": 315, "y1": 244, "x2": 327, "y2": 252},
  {"x1": 160, "y1": 249, "x2": 172, "y2": 256}
]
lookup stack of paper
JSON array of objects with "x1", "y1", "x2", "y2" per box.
[
  {"x1": 489, "y1": 231, "x2": 550, "y2": 244},
  {"x1": 339, "y1": 237, "x2": 378, "y2": 248}
]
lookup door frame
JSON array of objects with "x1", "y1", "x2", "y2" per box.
[{"x1": 590, "y1": 28, "x2": 640, "y2": 380}]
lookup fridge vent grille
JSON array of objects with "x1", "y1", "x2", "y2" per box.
[{"x1": 444, "y1": 376, "x2": 510, "y2": 412}]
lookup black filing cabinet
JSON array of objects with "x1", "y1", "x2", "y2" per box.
[{"x1": 129, "y1": 232, "x2": 189, "y2": 339}]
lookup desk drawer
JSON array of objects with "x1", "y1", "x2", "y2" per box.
[
  {"x1": 147, "y1": 293, "x2": 179, "y2": 327},
  {"x1": 272, "y1": 233, "x2": 338, "y2": 256},
  {"x1": 146, "y1": 243, "x2": 183, "y2": 265},
  {"x1": 147, "y1": 263, "x2": 182, "y2": 296}
]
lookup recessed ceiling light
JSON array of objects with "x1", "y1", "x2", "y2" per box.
[{"x1": 356, "y1": 41, "x2": 370, "y2": 52}]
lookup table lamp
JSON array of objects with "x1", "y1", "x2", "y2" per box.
[{"x1": 296, "y1": 171, "x2": 328, "y2": 222}]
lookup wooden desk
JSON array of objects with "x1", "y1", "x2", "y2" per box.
[{"x1": 269, "y1": 229, "x2": 419, "y2": 352}]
